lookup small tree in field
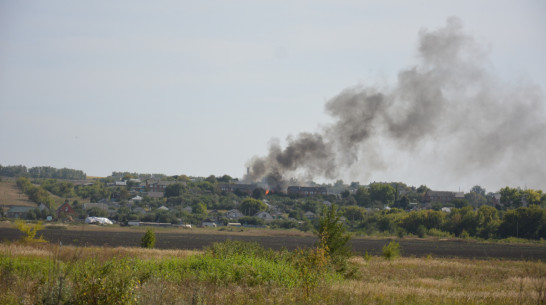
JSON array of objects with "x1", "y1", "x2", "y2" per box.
[
  {"x1": 141, "y1": 229, "x2": 156, "y2": 248},
  {"x1": 14, "y1": 220, "x2": 46, "y2": 243},
  {"x1": 316, "y1": 204, "x2": 352, "y2": 260},
  {"x1": 382, "y1": 241, "x2": 400, "y2": 260}
]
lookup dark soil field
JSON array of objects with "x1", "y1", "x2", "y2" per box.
[{"x1": 2, "y1": 226, "x2": 545, "y2": 260}]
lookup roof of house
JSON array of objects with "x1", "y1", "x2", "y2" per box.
[
  {"x1": 8, "y1": 206, "x2": 35, "y2": 213},
  {"x1": 148, "y1": 192, "x2": 164, "y2": 198},
  {"x1": 426, "y1": 191, "x2": 455, "y2": 197},
  {"x1": 287, "y1": 186, "x2": 327, "y2": 192},
  {"x1": 255, "y1": 211, "x2": 272, "y2": 217},
  {"x1": 56, "y1": 203, "x2": 73, "y2": 211}
]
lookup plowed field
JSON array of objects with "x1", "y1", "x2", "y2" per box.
[{"x1": 1, "y1": 226, "x2": 545, "y2": 260}]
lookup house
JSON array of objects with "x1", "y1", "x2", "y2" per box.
[
  {"x1": 114, "y1": 181, "x2": 127, "y2": 187},
  {"x1": 157, "y1": 206, "x2": 169, "y2": 211},
  {"x1": 225, "y1": 209, "x2": 244, "y2": 220},
  {"x1": 441, "y1": 207, "x2": 452, "y2": 213},
  {"x1": 7, "y1": 206, "x2": 35, "y2": 219},
  {"x1": 255, "y1": 211, "x2": 273, "y2": 222},
  {"x1": 133, "y1": 207, "x2": 146, "y2": 214},
  {"x1": 287, "y1": 186, "x2": 327, "y2": 197},
  {"x1": 130, "y1": 195, "x2": 143, "y2": 203},
  {"x1": 147, "y1": 192, "x2": 164, "y2": 199},
  {"x1": 304, "y1": 211, "x2": 316, "y2": 219},
  {"x1": 270, "y1": 211, "x2": 284, "y2": 220},
  {"x1": 202, "y1": 219, "x2": 217, "y2": 227},
  {"x1": 424, "y1": 191, "x2": 465, "y2": 204},
  {"x1": 57, "y1": 202, "x2": 77, "y2": 219},
  {"x1": 218, "y1": 183, "x2": 256, "y2": 195},
  {"x1": 146, "y1": 179, "x2": 176, "y2": 192}
]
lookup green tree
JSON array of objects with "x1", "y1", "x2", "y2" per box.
[
  {"x1": 217, "y1": 175, "x2": 232, "y2": 183},
  {"x1": 500, "y1": 187, "x2": 522, "y2": 209},
  {"x1": 204, "y1": 175, "x2": 217, "y2": 184},
  {"x1": 192, "y1": 202, "x2": 208, "y2": 215},
  {"x1": 164, "y1": 182, "x2": 186, "y2": 197},
  {"x1": 476, "y1": 205, "x2": 500, "y2": 238},
  {"x1": 355, "y1": 186, "x2": 370, "y2": 207},
  {"x1": 240, "y1": 198, "x2": 267, "y2": 216},
  {"x1": 416, "y1": 185, "x2": 430, "y2": 194},
  {"x1": 252, "y1": 188, "x2": 266, "y2": 199},
  {"x1": 342, "y1": 206, "x2": 364, "y2": 223},
  {"x1": 87, "y1": 207, "x2": 108, "y2": 217},
  {"x1": 316, "y1": 204, "x2": 351, "y2": 259},
  {"x1": 141, "y1": 229, "x2": 156, "y2": 248},
  {"x1": 369, "y1": 183, "x2": 395, "y2": 206},
  {"x1": 465, "y1": 192, "x2": 487, "y2": 207},
  {"x1": 470, "y1": 185, "x2": 486, "y2": 196},
  {"x1": 522, "y1": 189, "x2": 543, "y2": 206},
  {"x1": 394, "y1": 195, "x2": 410, "y2": 210}
]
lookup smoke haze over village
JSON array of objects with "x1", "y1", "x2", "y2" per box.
[
  {"x1": 245, "y1": 17, "x2": 546, "y2": 191},
  {"x1": 1, "y1": 1, "x2": 545, "y2": 192}
]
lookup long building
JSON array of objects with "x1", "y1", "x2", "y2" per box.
[{"x1": 287, "y1": 186, "x2": 327, "y2": 197}]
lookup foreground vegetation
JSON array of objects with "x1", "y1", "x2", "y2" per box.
[{"x1": 1, "y1": 241, "x2": 545, "y2": 305}]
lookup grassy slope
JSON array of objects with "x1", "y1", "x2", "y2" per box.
[
  {"x1": 0, "y1": 179, "x2": 88, "y2": 211},
  {"x1": 0, "y1": 180, "x2": 36, "y2": 207}
]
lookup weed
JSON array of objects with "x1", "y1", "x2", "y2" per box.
[{"x1": 382, "y1": 240, "x2": 401, "y2": 260}]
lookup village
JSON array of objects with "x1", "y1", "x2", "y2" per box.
[{"x1": 3, "y1": 165, "x2": 543, "y2": 241}]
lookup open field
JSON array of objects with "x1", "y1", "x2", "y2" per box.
[
  {"x1": 1, "y1": 223, "x2": 545, "y2": 260},
  {"x1": 1, "y1": 242, "x2": 545, "y2": 304}
]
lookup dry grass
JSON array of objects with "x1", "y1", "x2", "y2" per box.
[
  {"x1": 2, "y1": 242, "x2": 545, "y2": 304},
  {"x1": 341, "y1": 256, "x2": 546, "y2": 305},
  {"x1": 0, "y1": 242, "x2": 200, "y2": 262},
  {"x1": 0, "y1": 180, "x2": 36, "y2": 207}
]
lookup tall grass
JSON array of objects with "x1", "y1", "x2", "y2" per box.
[{"x1": 1, "y1": 241, "x2": 545, "y2": 304}]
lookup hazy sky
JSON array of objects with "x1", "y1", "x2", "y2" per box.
[{"x1": 1, "y1": 1, "x2": 545, "y2": 192}]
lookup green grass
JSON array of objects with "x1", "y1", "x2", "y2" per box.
[{"x1": 1, "y1": 241, "x2": 545, "y2": 305}]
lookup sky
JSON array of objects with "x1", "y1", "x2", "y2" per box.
[{"x1": 1, "y1": 0, "x2": 545, "y2": 192}]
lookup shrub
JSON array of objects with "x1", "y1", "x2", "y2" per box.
[
  {"x1": 417, "y1": 225, "x2": 427, "y2": 238},
  {"x1": 141, "y1": 229, "x2": 156, "y2": 248},
  {"x1": 14, "y1": 220, "x2": 46, "y2": 243},
  {"x1": 382, "y1": 241, "x2": 400, "y2": 260}
]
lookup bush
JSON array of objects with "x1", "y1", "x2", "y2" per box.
[
  {"x1": 141, "y1": 229, "x2": 156, "y2": 248},
  {"x1": 417, "y1": 225, "x2": 427, "y2": 238},
  {"x1": 382, "y1": 241, "x2": 400, "y2": 260},
  {"x1": 14, "y1": 220, "x2": 46, "y2": 243}
]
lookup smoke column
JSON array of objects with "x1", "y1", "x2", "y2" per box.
[{"x1": 245, "y1": 17, "x2": 546, "y2": 191}]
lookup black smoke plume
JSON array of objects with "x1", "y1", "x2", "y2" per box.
[{"x1": 245, "y1": 17, "x2": 546, "y2": 191}]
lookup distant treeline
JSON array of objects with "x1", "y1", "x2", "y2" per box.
[{"x1": 0, "y1": 164, "x2": 86, "y2": 180}]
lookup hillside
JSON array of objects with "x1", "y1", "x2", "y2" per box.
[{"x1": 0, "y1": 179, "x2": 36, "y2": 207}]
